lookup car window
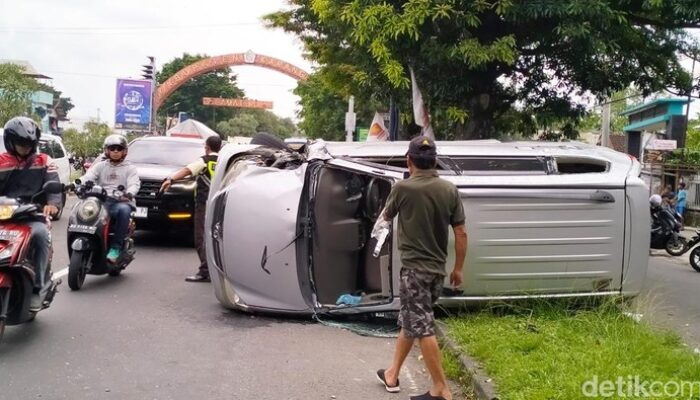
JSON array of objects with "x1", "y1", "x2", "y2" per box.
[
  {"x1": 127, "y1": 140, "x2": 204, "y2": 166},
  {"x1": 39, "y1": 141, "x2": 54, "y2": 158},
  {"x1": 51, "y1": 142, "x2": 66, "y2": 158}
]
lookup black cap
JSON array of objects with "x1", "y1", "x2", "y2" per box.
[{"x1": 406, "y1": 136, "x2": 437, "y2": 157}]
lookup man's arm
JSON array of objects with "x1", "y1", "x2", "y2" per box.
[
  {"x1": 125, "y1": 165, "x2": 141, "y2": 198},
  {"x1": 158, "y1": 166, "x2": 194, "y2": 193},
  {"x1": 450, "y1": 224, "x2": 468, "y2": 287},
  {"x1": 80, "y1": 160, "x2": 103, "y2": 184}
]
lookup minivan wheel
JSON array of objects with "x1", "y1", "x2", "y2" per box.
[{"x1": 689, "y1": 247, "x2": 700, "y2": 273}]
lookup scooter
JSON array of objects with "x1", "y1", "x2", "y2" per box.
[
  {"x1": 650, "y1": 205, "x2": 685, "y2": 256},
  {"x1": 0, "y1": 181, "x2": 65, "y2": 341},
  {"x1": 66, "y1": 180, "x2": 136, "y2": 291}
]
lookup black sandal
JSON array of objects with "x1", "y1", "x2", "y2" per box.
[{"x1": 376, "y1": 369, "x2": 400, "y2": 393}]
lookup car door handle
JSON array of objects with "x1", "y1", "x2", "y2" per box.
[{"x1": 590, "y1": 190, "x2": 615, "y2": 203}]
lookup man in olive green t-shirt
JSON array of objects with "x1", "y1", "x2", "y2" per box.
[{"x1": 375, "y1": 136, "x2": 467, "y2": 400}]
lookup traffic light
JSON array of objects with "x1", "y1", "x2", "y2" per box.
[{"x1": 141, "y1": 56, "x2": 155, "y2": 81}]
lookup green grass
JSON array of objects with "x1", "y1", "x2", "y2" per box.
[{"x1": 443, "y1": 298, "x2": 700, "y2": 400}]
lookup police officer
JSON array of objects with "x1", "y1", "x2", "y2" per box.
[{"x1": 160, "y1": 135, "x2": 222, "y2": 282}]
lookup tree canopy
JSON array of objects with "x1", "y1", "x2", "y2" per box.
[
  {"x1": 266, "y1": 0, "x2": 700, "y2": 140},
  {"x1": 62, "y1": 121, "x2": 113, "y2": 158},
  {"x1": 157, "y1": 53, "x2": 244, "y2": 129},
  {"x1": 0, "y1": 63, "x2": 39, "y2": 126},
  {"x1": 216, "y1": 109, "x2": 297, "y2": 138}
]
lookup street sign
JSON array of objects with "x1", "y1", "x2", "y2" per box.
[
  {"x1": 114, "y1": 79, "x2": 152, "y2": 130},
  {"x1": 202, "y1": 97, "x2": 273, "y2": 109},
  {"x1": 647, "y1": 139, "x2": 677, "y2": 151}
]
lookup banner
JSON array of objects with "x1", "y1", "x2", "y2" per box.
[
  {"x1": 409, "y1": 67, "x2": 435, "y2": 139},
  {"x1": 114, "y1": 79, "x2": 152, "y2": 130},
  {"x1": 367, "y1": 112, "x2": 389, "y2": 142}
]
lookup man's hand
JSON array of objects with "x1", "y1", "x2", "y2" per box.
[
  {"x1": 120, "y1": 193, "x2": 133, "y2": 203},
  {"x1": 159, "y1": 178, "x2": 172, "y2": 193},
  {"x1": 43, "y1": 205, "x2": 58, "y2": 217},
  {"x1": 449, "y1": 269, "x2": 463, "y2": 288}
]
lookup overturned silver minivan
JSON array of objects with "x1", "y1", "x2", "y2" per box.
[{"x1": 205, "y1": 140, "x2": 649, "y2": 315}]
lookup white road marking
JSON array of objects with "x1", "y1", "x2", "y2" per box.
[{"x1": 54, "y1": 267, "x2": 68, "y2": 279}]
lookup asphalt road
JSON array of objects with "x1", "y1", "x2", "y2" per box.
[
  {"x1": 643, "y1": 249, "x2": 700, "y2": 350},
  {"x1": 0, "y1": 196, "x2": 437, "y2": 400}
]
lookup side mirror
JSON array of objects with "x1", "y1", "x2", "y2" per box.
[
  {"x1": 42, "y1": 181, "x2": 64, "y2": 194},
  {"x1": 117, "y1": 185, "x2": 125, "y2": 191}
]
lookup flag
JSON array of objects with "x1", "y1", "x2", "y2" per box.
[
  {"x1": 410, "y1": 67, "x2": 435, "y2": 139},
  {"x1": 367, "y1": 112, "x2": 389, "y2": 142}
]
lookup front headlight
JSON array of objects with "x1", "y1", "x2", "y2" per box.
[
  {"x1": 77, "y1": 199, "x2": 100, "y2": 222},
  {"x1": 0, "y1": 205, "x2": 18, "y2": 220}
]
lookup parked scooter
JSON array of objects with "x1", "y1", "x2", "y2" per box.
[
  {"x1": 650, "y1": 195, "x2": 685, "y2": 256},
  {"x1": 66, "y1": 180, "x2": 136, "y2": 290},
  {"x1": 0, "y1": 182, "x2": 66, "y2": 341}
]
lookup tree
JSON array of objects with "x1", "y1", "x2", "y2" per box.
[
  {"x1": 157, "y1": 53, "x2": 244, "y2": 129},
  {"x1": 63, "y1": 121, "x2": 113, "y2": 158},
  {"x1": 266, "y1": 0, "x2": 700, "y2": 139},
  {"x1": 0, "y1": 63, "x2": 39, "y2": 126},
  {"x1": 216, "y1": 109, "x2": 298, "y2": 138}
]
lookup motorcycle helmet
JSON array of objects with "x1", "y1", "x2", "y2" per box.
[
  {"x1": 3, "y1": 116, "x2": 41, "y2": 157},
  {"x1": 103, "y1": 134, "x2": 129, "y2": 161},
  {"x1": 649, "y1": 194, "x2": 662, "y2": 207}
]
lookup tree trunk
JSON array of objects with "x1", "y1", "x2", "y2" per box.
[{"x1": 458, "y1": 93, "x2": 499, "y2": 140}]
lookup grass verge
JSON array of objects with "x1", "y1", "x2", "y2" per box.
[{"x1": 443, "y1": 298, "x2": 700, "y2": 400}]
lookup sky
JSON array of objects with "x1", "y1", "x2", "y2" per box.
[
  {"x1": 1, "y1": 1, "x2": 699, "y2": 132},
  {"x1": 0, "y1": 0, "x2": 312, "y2": 129}
]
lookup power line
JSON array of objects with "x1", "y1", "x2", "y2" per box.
[{"x1": 0, "y1": 22, "x2": 260, "y2": 34}]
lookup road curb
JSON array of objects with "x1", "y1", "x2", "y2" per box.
[{"x1": 435, "y1": 321, "x2": 499, "y2": 400}]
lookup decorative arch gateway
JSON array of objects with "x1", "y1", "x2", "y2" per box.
[{"x1": 154, "y1": 50, "x2": 310, "y2": 111}]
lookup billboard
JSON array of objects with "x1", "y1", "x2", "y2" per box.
[{"x1": 114, "y1": 79, "x2": 152, "y2": 130}]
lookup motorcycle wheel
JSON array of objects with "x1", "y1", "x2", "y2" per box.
[
  {"x1": 666, "y1": 236, "x2": 689, "y2": 256},
  {"x1": 689, "y1": 247, "x2": 700, "y2": 273},
  {"x1": 0, "y1": 288, "x2": 7, "y2": 342},
  {"x1": 68, "y1": 251, "x2": 88, "y2": 290}
]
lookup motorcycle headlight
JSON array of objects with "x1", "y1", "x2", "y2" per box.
[
  {"x1": 78, "y1": 199, "x2": 100, "y2": 222},
  {"x1": 0, "y1": 205, "x2": 18, "y2": 220}
]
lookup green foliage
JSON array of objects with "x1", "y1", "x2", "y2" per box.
[
  {"x1": 267, "y1": 0, "x2": 700, "y2": 139},
  {"x1": 157, "y1": 53, "x2": 244, "y2": 128},
  {"x1": 0, "y1": 64, "x2": 39, "y2": 126},
  {"x1": 62, "y1": 121, "x2": 113, "y2": 158},
  {"x1": 294, "y1": 71, "x2": 384, "y2": 140},
  {"x1": 216, "y1": 109, "x2": 297, "y2": 138},
  {"x1": 444, "y1": 297, "x2": 700, "y2": 400},
  {"x1": 684, "y1": 118, "x2": 700, "y2": 150}
]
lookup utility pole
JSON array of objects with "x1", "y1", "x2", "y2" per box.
[
  {"x1": 601, "y1": 99, "x2": 611, "y2": 148},
  {"x1": 345, "y1": 96, "x2": 356, "y2": 142},
  {"x1": 142, "y1": 56, "x2": 156, "y2": 134}
]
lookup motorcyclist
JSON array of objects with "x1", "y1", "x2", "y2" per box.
[
  {"x1": 80, "y1": 135, "x2": 140, "y2": 263},
  {"x1": 0, "y1": 117, "x2": 61, "y2": 311}
]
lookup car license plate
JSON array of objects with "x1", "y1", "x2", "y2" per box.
[{"x1": 133, "y1": 207, "x2": 148, "y2": 218}]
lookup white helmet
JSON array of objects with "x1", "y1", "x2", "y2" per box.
[
  {"x1": 103, "y1": 134, "x2": 128, "y2": 160},
  {"x1": 649, "y1": 194, "x2": 662, "y2": 207}
]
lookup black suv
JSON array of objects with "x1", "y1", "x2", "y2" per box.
[{"x1": 127, "y1": 136, "x2": 205, "y2": 233}]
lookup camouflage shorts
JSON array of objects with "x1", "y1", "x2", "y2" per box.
[{"x1": 397, "y1": 268, "x2": 443, "y2": 338}]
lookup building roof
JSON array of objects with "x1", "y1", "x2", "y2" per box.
[
  {"x1": 0, "y1": 59, "x2": 51, "y2": 79},
  {"x1": 620, "y1": 97, "x2": 690, "y2": 116}
]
